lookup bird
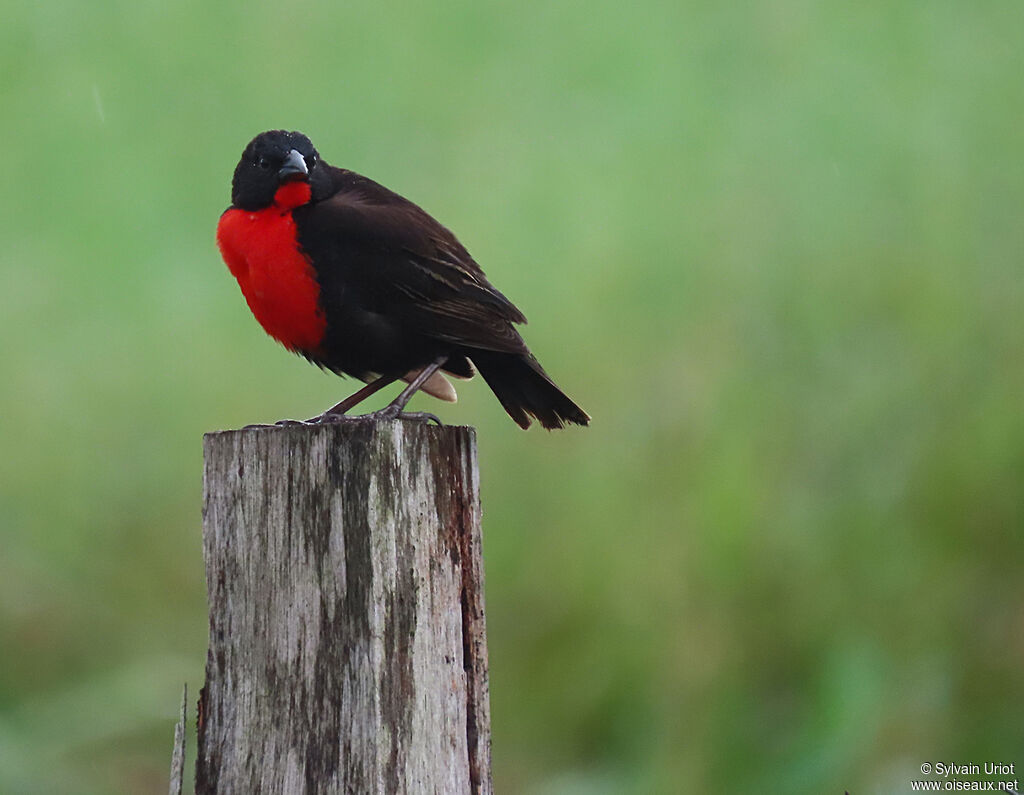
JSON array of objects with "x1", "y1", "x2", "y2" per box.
[{"x1": 216, "y1": 130, "x2": 589, "y2": 430}]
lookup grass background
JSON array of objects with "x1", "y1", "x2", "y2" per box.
[{"x1": 2, "y1": 0, "x2": 1023, "y2": 792}]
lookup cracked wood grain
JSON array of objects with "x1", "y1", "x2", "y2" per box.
[
  {"x1": 195, "y1": 421, "x2": 491, "y2": 794},
  {"x1": 169, "y1": 685, "x2": 186, "y2": 795}
]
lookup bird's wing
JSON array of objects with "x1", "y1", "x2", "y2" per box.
[{"x1": 298, "y1": 168, "x2": 529, "y2": 354}]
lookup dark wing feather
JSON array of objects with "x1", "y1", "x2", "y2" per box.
[{"x1": 299, "y1": 166, "x2": 527, "y2": 354}]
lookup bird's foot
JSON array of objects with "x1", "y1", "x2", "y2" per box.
[
  {"x1": 368, "y1": 404, "x2": 444, "y2": 425},
  {"x1": 247, "y1": 407, "x2": 443, "y2": 428},
  {"x1": 304, "y1": 412, "x2": 356, "y2": 425},
  {"x1": 307, "y1": 405, "x2": 443, "y2": 425},
  {"x1": 241, "y1": 419, "x2": 302, "y2": 429},
  {"x1": 242, "y1": 417, "x2": 335, "y2": 428}
]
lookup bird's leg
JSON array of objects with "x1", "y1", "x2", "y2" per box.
[
  {"x1": 270, "y1": 358, "x2": 448, "y2": 427},
  {"x1": 299, "y1": 375, "x2": 399, "y2": 424},
  {"x1": 362, "y1": 355, "x2": 449, "y2": 425}
]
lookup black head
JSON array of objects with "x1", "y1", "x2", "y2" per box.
[{"x1": 230, "y1": 130, "x2": 330, "y2": 210}]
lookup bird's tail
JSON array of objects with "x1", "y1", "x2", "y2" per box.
[{"x1": 471, "y1": 351, "x2": 590, "y2": 430}]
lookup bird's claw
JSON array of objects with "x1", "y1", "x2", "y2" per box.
[
  {"x1": 311, "y1": 406, "x2": 443, "y2": 426},
  {"x1": 305, "y1": 412, "x2": 364, "y2": 425},
  {"x1": 377, "y1": 408, "x2": 443, "y2": 426},
  {"x1": 246, "y1": 408, "x2": 443, "y2": 428},
  {"x1": 244, "y1": 417, "x2": 329, "y2": 428}
]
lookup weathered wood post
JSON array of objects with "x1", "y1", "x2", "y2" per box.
[{"x1": 192, "y1": 421, "x2": 491, "y2": 794}]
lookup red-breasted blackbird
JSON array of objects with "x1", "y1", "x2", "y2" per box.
[{"x1": 217, "y1": 130, "x2": 589, "y2": 429}]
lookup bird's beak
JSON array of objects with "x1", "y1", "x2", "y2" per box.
[{"x1": 278, "y1": 149, "x2": 309, "y2": 182}]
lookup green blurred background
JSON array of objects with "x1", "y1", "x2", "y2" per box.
[{"x1": 2, "y1": 0, "x2": 1023, "y2": 792}]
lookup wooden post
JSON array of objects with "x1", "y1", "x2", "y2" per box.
[{"x1": 193, "y1": 422, "x2": 491, "y2": 794}]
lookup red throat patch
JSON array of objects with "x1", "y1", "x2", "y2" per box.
[
  {"x1": 216, "y1": 200, "x2": 326, "y2": 354},
  {"x1": 274, "y1": 181, "x2": 312, "y2": 210}
]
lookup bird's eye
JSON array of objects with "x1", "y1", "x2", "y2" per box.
[
  {"x1": 256, "y1": 156, "x2": 271, "y2": 169},
  {"x1": 307, "y1": 154, "x2": 317, "y2": 168}
]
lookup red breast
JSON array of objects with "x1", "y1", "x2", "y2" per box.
[{"x1": 216, "y1": 182, "x2": 326, "y2": 354}]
